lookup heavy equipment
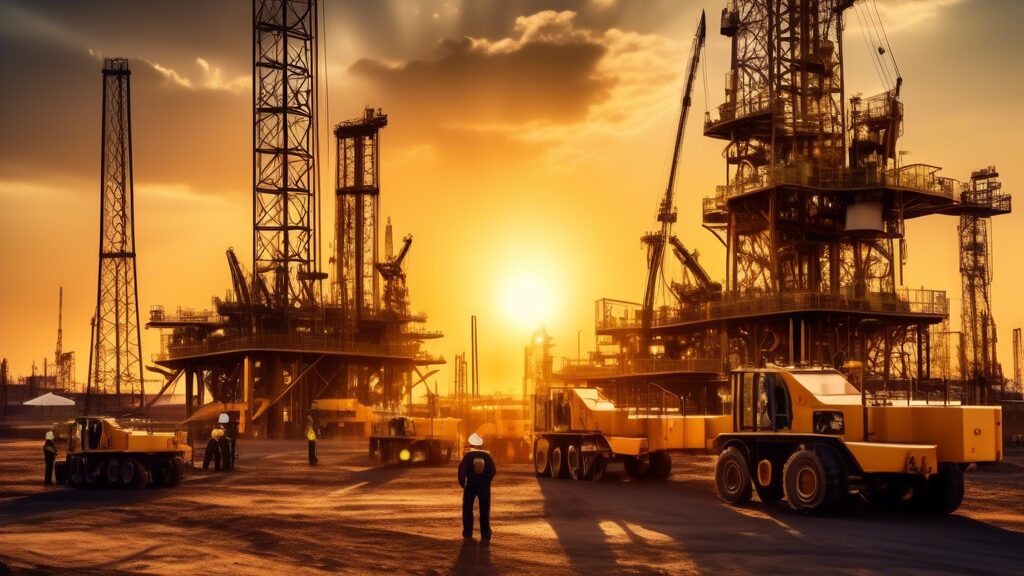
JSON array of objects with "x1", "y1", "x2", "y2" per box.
[
  {"x1": 713, "y1": 366, "x2": 1002, "y2": 513},
  {"x1": 535, "y1": 365, "x2": 1001, "y2": 514},
  {"x1": 52, "y1": 416, "x2": 190, "y2": 489},
  {"x1": 368, "y1": 415, "x2": 459, "y2": 465},
  {"x1": 532, "y1": 11, "x2": 710, "y2": 483}
]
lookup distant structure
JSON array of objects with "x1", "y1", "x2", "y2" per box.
[
  {"x1": 1013, "y1": 327, "x2": 1022, "y2": 394},
  {"x1": 148, "y1": 0, "x2": 442, "y2": 439},
  {"x1": 88, "y1": 58, "x2": 144, "y2": 409},
  {"x1": 565, "y1": 1, "x2": 1009, "y2": 408},
  {"x1": 54, "y1": 287, "x2": 75, "y2": 390},
  {"x1": 958, "y1": 167, "x2": 1011, "y2": 403},
  {"x1": 1, "y1": 358, "x2": 8, "y2": 415}
]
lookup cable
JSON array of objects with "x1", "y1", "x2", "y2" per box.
[
  {"x1": 870, "y1": 0, "x2": 902, "y2": 80},
  {"x1": 853, "y1": 5, "x2": 888, "y2": 90}
]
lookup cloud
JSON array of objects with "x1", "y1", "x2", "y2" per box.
[
  {"x1": 148, "y1": 57, "x2": 248, "y2": 93},
  {"x1": 348, "y1": 10, "x2": 681, "y2": 163}
]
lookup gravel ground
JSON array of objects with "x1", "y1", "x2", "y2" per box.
[{"x1": 1, "y1": 439, "x2": 1024, "y2": 575}]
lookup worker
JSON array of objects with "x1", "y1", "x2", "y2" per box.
[
  {"x1": 202, "y1": 427, "x2": 222, "y2": 471},
  {"x1": 306, "y1": 416, "x2": 318, "y2": 465},
  {"x1": 218, "y1": 425, "x2": 234, "y2": 471},
  {"x1": 43, "y1": 431, "x2": 56, "y2": 485},
  {"x1": 458, "y1": 433, "x2": 496, "y2": 541}
]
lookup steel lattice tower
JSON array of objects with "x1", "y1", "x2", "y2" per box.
[
  {"x1": 335, "y1": 108, "x2": 387, "y2": 332},
  {"x1": 253, "y1": 0, "x2": 318, "y2": 310},
  {"x1": 959, "y1": 167, "x2": 1010, "y2": 403},
  {"x1": 89, "y1": 58, "x2": 144, "y2": 407}
]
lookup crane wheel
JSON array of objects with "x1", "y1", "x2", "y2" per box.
[
  {"x1": 549, "y1": 445, "x2": 568, "y2": 479},
  {"x1": 715, "y1": 446, "x2": 752, "y2": 505},
  {"x1": 585, "y1": 454, "x2": 606, "y2": 482},
  {"x1": 783, "y1": 446, "x2": 845, "y2": 513},
  {"x1": 920, "y1": 464, "x2": 965, "y2": 514},
  {"x1": 84, "y1": 457, "x2": 104, "y2": 487},
  {"x1": 121, "y1": 459, "x2": 149, "y2": 488},
  {"x1": 567, "y1": 444, "x2": 582, "y2": 480},
  {"x1": 106, "y1": 458, "x2": 121, "y2": 484},
  {"x1": 533, "y1": 438, "x2": 550, "y2": 476},
  {"x1": 648, "y1": 452, "x2": 672, "y2": 479},
  {"x1": 69, "y1": 457, "x2": 85, "y2": 487}
]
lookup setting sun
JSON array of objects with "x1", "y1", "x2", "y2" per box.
[{"x1": 498, "y1": 272, "x2": 558, "y2": 331}]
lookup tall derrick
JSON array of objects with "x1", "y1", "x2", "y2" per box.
[
  {"x1": 253, "y1": 0, "x2": 320, "y2": 310},
  {"x1": 89, "y1": 58, "x2": 144, "y2": 409}
]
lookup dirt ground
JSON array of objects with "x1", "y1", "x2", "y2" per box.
[{"x1": 2, "y1": 440, "x2": 1024, "y2": 575}]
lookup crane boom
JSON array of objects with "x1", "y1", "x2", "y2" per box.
[{"x1": 640, "y1": 11, "x2": 706, "y2": 353}]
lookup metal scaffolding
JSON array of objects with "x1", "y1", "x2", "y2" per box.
[
  {"x1": 88, "y1": 58, "x2": 144, "y2": 409},
  {"x1": 147, "y1": 1, "x2": 443, "y2": 438},
  {"x1": 578, "y1": 2, "x2": 1009, "y2": 405},
  {"x1": 253, "y1": 0, "x2": 319, "y2": 310},
  {"x1": 958, "y1": 167, "x2": 1010, "y2": 402}
]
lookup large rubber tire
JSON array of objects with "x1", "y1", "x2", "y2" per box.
[
  {"x1": 69, "y1": 457, "x2": 85, "y2": 487},
  {"x1": 783, "y1": 447, "x2": 846, "y2": 513},
  {"x1": 84, "y1": 457, "x2": 104, "y2": 487},
  {"x1": 715, "y1": 446, "x2": 753, "y2": 505},
  {"x1": 121, "y1": 459, "x2": 143, "y2": 488},
  {"x1": 648, "y1": 452, "x2": 672, "y2": 480},
  {"x1": 586, "y1": 454, "x2": 606, "y2": 482},
  {"x1": 533, "y1": 438, "x2": 550, "y2": 476},
  {"x1": 153, "y1": 457, "x2": 182, "y2": 487},
  {"x1": 549, "y1": 445, "x2": 567, "y2": 479},
  {"x1": 106, "y1": 458, "x2": 121, "y2": 485},
  {"x1": 623, "y1": 456, "x2": 650, "y2": 479},
  {"x1": 567, "y1": 444, "x2": 582, "y2": 480},
  {"x1": 921, "y1": 464, "x2": 965, "y2": 514}
]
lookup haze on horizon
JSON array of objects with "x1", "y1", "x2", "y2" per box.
[{"x1": 1, "y1": 0, "x2": 1022, "y2": 396}]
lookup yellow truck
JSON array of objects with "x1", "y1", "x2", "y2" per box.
[
  {"x1": 534, "y1": 366, "x2": 1002, "y2": 514},
  {"x1": 713, "y1": 367, "x2": 1001, "y2": 513},
  {"x1": 52, "y1": 416, "x2": 191, "y2": 489},
  {"x1": 368, "y1": 415, "x2": 460, "y2": 466}
]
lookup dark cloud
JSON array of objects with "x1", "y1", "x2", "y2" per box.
[{"x1": 348, "y1": 13, "x2": 613, "y2": 130}]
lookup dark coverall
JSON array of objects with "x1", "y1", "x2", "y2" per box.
[
  {"x1": 43, "y1": 439, "x2": 56, "y2": 485},
  {"x1": 458, "y1": 449, "x2": 496, "y2": 539},
  {"x1": 203, "y1": 437, "x2": 221, "y2": 470},
  {"x1": 218, "y1": 434, "x2": 234, "y2": 471}
]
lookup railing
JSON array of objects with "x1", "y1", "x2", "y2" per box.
[
  {"x1": 705, "y1": 92, "x2": 777, "y2": 128},
  {"x1": 556, "y1": 357, "x2": 723, "y2": 378},
  {"x1": 708, "y1": 163, "x2": 958, "y2": 203},
  {"x1": 154, "y1": 334, "x2": 427, "y2": 361},
  {"x1": 596, "y1": 288, "x2": 947, "y2": 330},
  {"x1": 148, "y1": 306, "x2": 223, "y2": 324}
]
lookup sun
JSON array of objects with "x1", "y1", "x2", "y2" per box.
[{"x1": 498, "y1": 273, "x2": 558, "y2": 331}]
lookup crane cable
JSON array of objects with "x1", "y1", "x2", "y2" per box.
[
  {"x1": 854, "y1": 2, "x2": 891, "y2": 90},
  {"x1": 869, "y1": 0, "x2": 902, "y2": 81}
]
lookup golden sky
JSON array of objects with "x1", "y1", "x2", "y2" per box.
[{"x1": 1, "y1": 0, "x2": 1022, "y2": 394}]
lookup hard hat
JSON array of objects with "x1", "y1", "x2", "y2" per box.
[
  {"x1": 45, "y1": 431, "x2": 54, "y2": 441},
  {"x1": 468, "y1": 433, "x2": 484, "y2": 447},
  {"x1": 217, "y1": 412, "x2": 230, "y2": 424}
]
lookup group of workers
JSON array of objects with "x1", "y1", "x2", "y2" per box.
[{"x1": 40, "y1": 417, "x2": 498, "y2": 541}]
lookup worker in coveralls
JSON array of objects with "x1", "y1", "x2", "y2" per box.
[
  {"x1": 203, "y1": 427, "x2": 222, "y2": 470},
  {"x1": 458, "y1": 433, "x2": 496, "y2": 540},
  {"x1": 43, "y1": 431, "x2": 56, "y2": 485},
  {"x1": 306, "y1": 416, "x2": 318, "y2": 465}
]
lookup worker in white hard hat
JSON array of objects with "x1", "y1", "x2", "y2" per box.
[
  {"x1": 458, "y1": 432, "x2": 496, "y2": 540},
  {"x1": 43, "y1": 430, "x2": 56, "y2": 485}
]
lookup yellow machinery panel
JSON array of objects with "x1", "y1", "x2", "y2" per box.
[
  {"x1": 846, "y1": 442, "x2": 937, "y2": 475},
  {"x1": 410, "y1": 417, "x2": 461, "y2": 443},
  {"x1": 868, "y1": 405, "x2": 1002, "y2": 463}
]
